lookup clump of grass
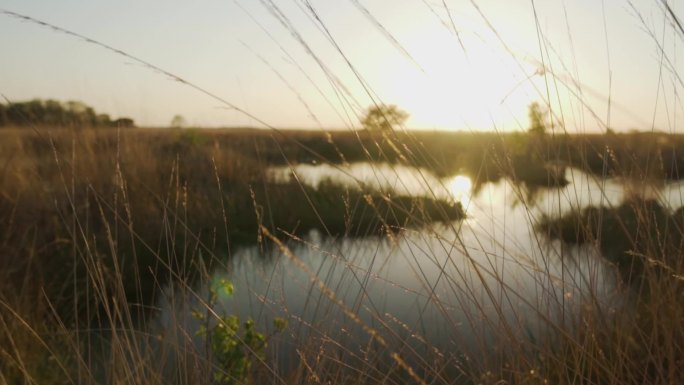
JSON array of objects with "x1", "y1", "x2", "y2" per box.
[{"x1": 538, "y1": 197, "x2": 684, "y2": 286}]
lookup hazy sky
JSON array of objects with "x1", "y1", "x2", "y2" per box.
[{"x1": 0, "y1": 1, "x2": 682, "y2": 132}]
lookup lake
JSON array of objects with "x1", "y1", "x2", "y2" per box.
[{"x1": 156, "y1": 162, "x2": 679, "y2": 373}]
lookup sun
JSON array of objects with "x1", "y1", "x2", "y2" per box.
[{"x1": 368, "y1": 17, "x2": 538, "y2": 131}]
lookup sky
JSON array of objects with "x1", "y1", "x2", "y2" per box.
[{"x1": 0, "y1": 0, "x2": 682, "y2": 132}]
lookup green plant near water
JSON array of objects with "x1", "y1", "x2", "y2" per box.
[{"x1": 194, "y1": 278, "x2": 287, "y2": 385}]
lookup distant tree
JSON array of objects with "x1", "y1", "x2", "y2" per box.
[
  {"x1": 25, "y1": 100, "x2": 44, "y2": 123},
  {"x1": 65, "y1": 100, "x2": 98, "y2": 126},
  {"x1": 528, "y1": 102, "x2": 547, "y2": 135},
  {"x1": 111, "y1": 118, "x2": 135, "y2": 128},
  {"x1": 96, "y1": 114, "x2": 112, "y2": 126},
  {"x1": 171, "y1": 114, "x2": 187, "y2": 129},
  {"x1": 0, "y1": 99, "x2": 130, "y2": 128},
  {"x1": 0, "y1": 103, "x2": 6, "y2": 126},
  {"x1": 43, "y1": 99, "x2": 66, "y2": 125},
  {"x1": 360, "y1": 104, "x2": 409, "y2": 132}
]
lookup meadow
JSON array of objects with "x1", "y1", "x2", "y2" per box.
[{"x1": 2, "y1": 125, "x2": 684, "y2": 384}]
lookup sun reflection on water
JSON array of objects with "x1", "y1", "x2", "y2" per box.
[{"x1": 446, "y1": 175, "x2": 472, "y2": 209}]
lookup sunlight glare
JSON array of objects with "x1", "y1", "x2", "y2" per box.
[
  {"x1": 376, "y1": 23, "x2": 538, "y2": 131},
  {"x1": 446, "y1": 175, "x2": 472, "y2": 208}
]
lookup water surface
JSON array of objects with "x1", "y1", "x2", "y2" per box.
[{"x1": 158, "y1": 163, "x2": 653, "y2": 370}]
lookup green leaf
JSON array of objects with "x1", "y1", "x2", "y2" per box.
[
  {"x1": 219, "y1": 278, "x2": 234, "y2": 296},
  {"x1": 190, "y1": 309, "x2": 205, "y2": 320},
  {"x1": 196, "y1": 324, "x2": 206, "y2": 337},
  {"x1": 273, "y1": 317, "x2": 288, "y2": 332}
]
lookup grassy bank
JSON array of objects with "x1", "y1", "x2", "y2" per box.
[
  {"x1": 536, "y1": 196, "x2": 684, "y2": 384},
  {"x1": 0, "y1": 127, "x2": 464, "y2": 314}
]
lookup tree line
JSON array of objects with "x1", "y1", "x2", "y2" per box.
[
  {"x1": 360, "y1": 102, "x2": 552, "y2": 134},
  {"x1": 0, "y1": 99, "x2": 134, "y2": 128}
]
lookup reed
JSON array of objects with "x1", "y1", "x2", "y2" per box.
[{"x1": 1, "y1": 3, "x2": 684, "y2": 384}]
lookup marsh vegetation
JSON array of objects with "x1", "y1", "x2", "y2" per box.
[
  {"x1": 2, "y1": 124, "x2": 684, "y2": 384},
  {"x1": 2, "y1": 2, "x2": 684, "y2": 384}
]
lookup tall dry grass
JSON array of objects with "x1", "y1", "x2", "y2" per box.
[
  {"x1": 0, "y1": 126, "x2": 468, "y2": 384},
  {"x1": 2, "y1": 125, "x2": 684, "y2": 384},
  {"x1": 2, "y1": 2, "x2": 684, "y2": 385}
]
